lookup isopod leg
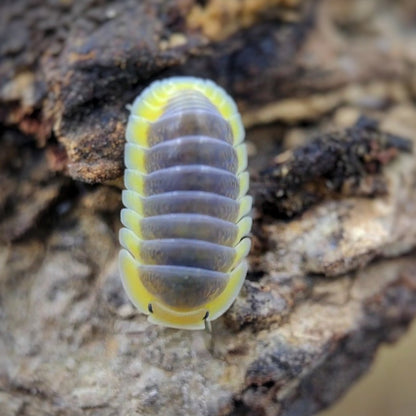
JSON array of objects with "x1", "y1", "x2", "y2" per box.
[{"x1": 203, "y1": 311, "x2": 212, "y2": 334}]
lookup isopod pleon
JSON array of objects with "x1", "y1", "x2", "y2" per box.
[{"x1": 119, "y1": 76, "x2": 252, "y2": 330}]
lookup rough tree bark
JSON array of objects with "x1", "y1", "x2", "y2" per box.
[{"x1": 1, "y1": 1, "x2": 416, "y2": 415}]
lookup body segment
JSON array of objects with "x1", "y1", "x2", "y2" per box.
[{"x1": 119, "y1": 77, "x2": 252, "y2": 329}]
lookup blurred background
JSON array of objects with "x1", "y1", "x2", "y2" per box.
[{"x1": 320, "y1": 320, "x2": 416, "y2": 416}]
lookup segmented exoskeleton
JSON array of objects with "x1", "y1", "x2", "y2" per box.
[{"x1": 119, "y1": 77, "x2": 252, "y2": 330}]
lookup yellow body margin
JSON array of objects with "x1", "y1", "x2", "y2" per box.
[
  {"x1": 126, "y1": 76, "x2": 244, "y2": 148},
  {"x1": 149, "y1": 260, "x2": 248, "y2": 329},
  {"x1": 119, "y1": 249, "x2": 151, "y2": 315},
  {"x1": 120, "y1": 76, "x2": 251, "y2": 330},
  {"x1": 119, "y1": 244, "x2": 249, "y2": 330}
]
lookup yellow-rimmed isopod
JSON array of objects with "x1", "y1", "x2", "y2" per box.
[{"x1": 119, "y1": 76, "x2": 252, "y2": 330}]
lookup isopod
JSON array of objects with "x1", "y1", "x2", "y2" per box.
[{"x1": 119, "y1": 76, "x2": 252, "y2": 330}]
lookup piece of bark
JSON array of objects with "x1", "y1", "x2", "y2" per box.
[
  {"x1": 0, "y1": 0, "x2": 315, "y2": 183},
  {"x1": 2, "y1": 1, "x2": 416, "y2": 416},
  {"x1": 0, "y1": 132, "x2": 69, "y2": 243},
  {"x1": 0, "y1": 122, "x2": 415, "y2": 415},
  {"x1": 2, "y1": 0, "x2": 415, "y2": 183},
  {"x1": 254, "y1": 116, "x2": 413, "y2": 219}
]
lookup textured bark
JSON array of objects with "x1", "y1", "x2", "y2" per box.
[{"x1": 1, "y1": 1, "x2": 416, "y2": 416}]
